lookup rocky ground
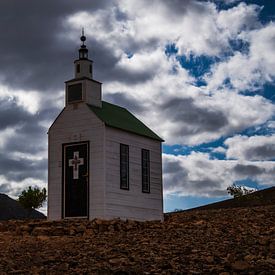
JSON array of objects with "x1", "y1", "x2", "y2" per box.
[{"x1": 0, "y1": 205, "x2": 274, "y2": 274}]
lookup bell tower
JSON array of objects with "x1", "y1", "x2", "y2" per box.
[{"x1": 65, "y1": 29, "x2": 102, "y2": 108}]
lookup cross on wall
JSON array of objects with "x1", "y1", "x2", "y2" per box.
[{"x1": 69, "y1": 151, "x2": 84, "y2": 179}]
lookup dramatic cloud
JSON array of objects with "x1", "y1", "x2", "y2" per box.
[
  {"x1": 0, "y1": 0, "x2": 110, "y2": 92},
  {"x1": 0, "y1": 0, "x2": 274, "y2": 207},
  {"x1": 225, "y1": 135, "x2": 275, "y2": 161},
  {"x1": 163, "y1": 153, "x2": 275, "y2": 197},
  {"x1": 65, "y1": 0, "x2": 275, "y2": 145},
  {"x1": 206, "y1": 23, "x2": 275, "y2": 92}
]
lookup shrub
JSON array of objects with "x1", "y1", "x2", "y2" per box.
[
  {"x1": 18, "y1": 186, "x2": 47, "y2": 210},
  {"x1": 227, "y1": 184, "x2": 255, "y2": 198}
]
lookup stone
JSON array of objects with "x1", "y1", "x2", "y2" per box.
[
  {"x1": 32, "y1": 227, "x2": 50, "y2": 236},
  {"x1": 269, "y1": 241, "x2": 275, "y2": 252},
  {"x1": 0, "y1": 223, "x2": 6, "y2": 232},
  {"x1": 244, "y1": 255, "x2": 256, "y2": 262},
  {"x1": 205, "y1": 256, "x2": 214, "y2": 263},
  {"x1": 52, "y1": 226, "x2": 68, "y2": 236},
  {"x1": 109, "y1": 258, "x2": 127, "y2": 265},
  {"x1": 231, "y1": 260, "x2": 250, "y2": 271},
  {"x1": 75, "y1": 225, "x2": 86, "y2": 234},
  {"x1": 266, "y1": 258, "x2": 275, "y2": 265},
  {"x1": 258, "y1": 237, "x2": 269, "y2": 245}
]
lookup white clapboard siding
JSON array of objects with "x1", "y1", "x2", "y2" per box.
[
  {"x1": 49, "y1": 101, "x2": 163, "y2": 221},
  {"x1": 48, "y1": 103, "x2": 105, "y2": 220},
  {"x1": 104, "y1": 126, "x2": 163, "y2": 221}
]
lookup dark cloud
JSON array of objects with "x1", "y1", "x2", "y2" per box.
[
  {"x1": 244, "y1": 144, "x2": 275, "y2": 161},
  {"x1": 91, "y1": 41, "x2": 156, "y2": 85},
  {"x1": 0, "y1": 98, "x2": 32, "y2": 130},
  {"x1": 0, "y1": 0, "x2": 110, "y2": 92},
  {"x1": 0, "y1": 153, "x2": 47, "y2": 182},
  {"x1": 104, "y1": 92, "x2": 145, "y2": 113},
  {"x1": 163, "y1": 160, "x2": 183, "y2": 174},
  {"x1": 0, "y1": 95, "x2": 49, "y2": 183},
  {"x1": 0, "y1": 96, "x2": 51, "y2": 154},
  {"x1": 4, "y1": 126, "x2": 46, "y2": 155},
  {"x1": 163, "y1": 157, "x2": 226, "y2": 196},
  {"x1": 189, "y1": 179, "x2": 227, "y2": 196},
  {"x1": 164, "y1": 168, "x2": 188, "y2": 189},
  {"x1": 0, "y1": 0, "x2": 157, "y2": 93},
  {"x1": 0, "y1": 0, "x2": 273, "y2": 202},
  {"x1": 233, "y1": 164, "x2": 265, "y2": 176},
  {"x1": 161, "y1": 98, "x2": 228, "y2": 135}
]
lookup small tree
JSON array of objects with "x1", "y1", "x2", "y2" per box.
[
  {"x1": 18, "y1": 186, "x2": 47, "y2": 210},
  {"x1": 227, "y1": 184, "x2": 255, "y2": 198}
]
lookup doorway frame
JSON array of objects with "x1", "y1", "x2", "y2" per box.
[{"x1": 62, "y1": 140, "x2": 90, "y2": 219}]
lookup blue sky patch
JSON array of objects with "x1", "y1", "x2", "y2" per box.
[
  {"x1": 164, "y1": 194, "x2": 230, "y2": 212},
  {"x1": 177, "y1": 54, "x2": 217, "y2": 78}
]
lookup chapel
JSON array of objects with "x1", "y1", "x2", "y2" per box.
[{"x1": 48, "y1": 32, "x2": 164, "y2": 221}]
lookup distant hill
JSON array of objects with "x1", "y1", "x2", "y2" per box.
[
  {"x1": 185, "y1": 186, "x2": 275, "y2": 212},
  {"x1": 0, "y1": 193, "x2": 46, "y2": 220}
]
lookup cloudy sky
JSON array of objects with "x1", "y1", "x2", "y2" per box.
[{"x1": 0, "y1": 0, "x2": 274, "y2": 213}]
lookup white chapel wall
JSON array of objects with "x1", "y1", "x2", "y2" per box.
[
  {"x1": 48, "y1": 103, "x2": 105, "y2": 220},
  {"x1": 104, "y1": 126, "x2": 163, "y2": 221}
]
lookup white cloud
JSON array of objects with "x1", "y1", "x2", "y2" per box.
[
  {"x1": 225, "y1": 135, "x2": 275, "y2": 160},
  {"x1": 217, "y1": 2, "x2": 261, "y2": 37},
  {"x1": 1, "y1": 0, "x2": 273, "y2": 205},
  {"x1": 206, "y1": 23, "x2": 275, "y2": 92},
  {"x1": 38, "y1": 1, "x2": 275, "y2": 205},
  {"x1": 64, "y1": 1, "x2": 274, "y2": 146},
  {"x1": 0, "y1": 175, "x2": 46, "y2": 199},
  {"x1": 0, "y1": 85, "x2": 41, "y2": 114},
  {"x1": 163, "y1": 152, "x2": 275, "y2": 197},
  {"x1": 106, "y1": 77, "x2": 274, "y2": 145},
  {"x1": 212, "y1": 146, "x2": 227, "y2": 154},
  {"x1": 267, "y1": 121, "x2": 275, "y2": 129},
  {"x1": 222, "y1": 0, "x2": 242, "y2": 4},
  {"x1": 67, "y1": 1, "x2": 260, "y2": 58}
]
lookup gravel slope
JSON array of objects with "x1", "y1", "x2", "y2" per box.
[{"x1": 0, "y1": 204, "x2": 274, "y2": 274}]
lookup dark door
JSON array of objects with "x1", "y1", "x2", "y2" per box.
[{"x1": 63, "y1": 142, "x2": 89, "y2": 218}]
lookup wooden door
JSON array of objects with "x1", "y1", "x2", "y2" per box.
[{"x1": 63, "y1": 142, "x2": 89, "y2": 218}]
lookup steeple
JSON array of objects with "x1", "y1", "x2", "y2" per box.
[
  {"x1": 79, "y1": 28, "x2": 88, "y2": 60},
  {"x1": 74, "y1": 29, "x2": 93, "y2": 79},
  {"x1": 65, "y1": 30, "x2": 102, "y2": 108}
]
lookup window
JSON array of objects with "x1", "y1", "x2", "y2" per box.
[
  {"x1": 77, "y1": 64, "x2": 80, "y2": 73},
  {"x1": 120, "y1": 144, "x2": 129, "y2": 190},
  {"x1": 89, "y1": 65, "x2": 92, "y2": 74},
  {"x1": 68, "y1": 83, "x2": 82, "y2": 103},
  {"x1": 142, "y1": 149, "x2": 150, "y2": 193}
]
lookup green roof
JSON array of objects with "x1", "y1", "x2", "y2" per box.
[{"x1": 87, "y1": 101, "x2": 164, "y2": 142}]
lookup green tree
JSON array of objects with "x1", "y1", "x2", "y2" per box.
[
  {"x1": 227, "y1": 184, "x2": 255, "y2": 198},
  {"x1": 18, "y1": 186, "x2": 47, "y2": 210}
]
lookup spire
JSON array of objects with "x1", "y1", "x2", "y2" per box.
[
  {"x1": 74, "y1": 29, "x2": 93, "y2": 79},
  {"x1": 66, "y1": 30, "x2": 101, "y2": 108},
  {"x1": 79, "y1": 28, "x2": 88, "y2": 60},
  {"x1": 80, "y1": 28, "x2": 86, "y2": 45}
]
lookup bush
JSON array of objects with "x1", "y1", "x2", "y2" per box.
[
  {"x1": 227, "y1": 184, "x2": 255, "y2": 198},
  {"x1": 18, "y1": 186, "x2": 47, "y2": 210}
]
